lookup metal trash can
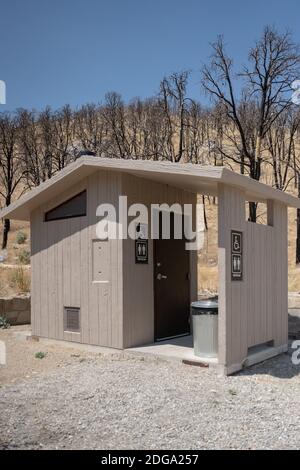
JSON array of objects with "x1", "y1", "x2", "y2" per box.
[{"x1": 191, "y1": 298, "x2": 218, "y2": 358}]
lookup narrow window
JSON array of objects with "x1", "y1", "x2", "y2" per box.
[{"x1": 45, "y1": 190, "x2": 87, "y2": 222}]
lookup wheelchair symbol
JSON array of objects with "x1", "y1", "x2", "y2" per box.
[
  {"x1": 233, "y1": 237, "x2": 240, "y2": 251},
  {"x1": 232, "y1": 232, "x2": 242, "y2": 254}
]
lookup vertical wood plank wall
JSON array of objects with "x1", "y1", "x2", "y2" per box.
[
  {"x1": 218, "y1": 184, "x2": 247, "y2": 369},
  {"x1": 121, "y1": 173, "x2": 197, "y2": 348},
  {"x1": 30, "y1": 170, "x2": 123, "y2": 349},
  {"x1": 30, "y1": 169, "x2": 197, "y2": 350},
  {"x1": 218, "y1": 183, "x2": 288, "y2": 371}
]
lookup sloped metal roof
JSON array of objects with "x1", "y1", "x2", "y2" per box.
[{"x1": 1, "y1": 156, "x2": 299, "y2": 221}]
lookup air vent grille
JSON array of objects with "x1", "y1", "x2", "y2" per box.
[{"x1": 64, "y1": 307, "x2": 80, "y2": 332}]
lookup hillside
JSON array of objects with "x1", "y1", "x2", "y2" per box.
[{"x1": 0, "y1": 220, "x2": 30, "y2": 296}]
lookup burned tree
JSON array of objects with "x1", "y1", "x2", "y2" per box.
[
  {"x1": 74, "y1": 103, "x2": 108, "y2": 157},
  {"x1": 202, "y1": 26, "x2": 300, "y2": 220},
  {"x1": 17, "y1": 108, "x2": 56, "y2": 188},
  {"x1": 0, "y1": 113, "x2": 23, "y2": 249},
  {"x1": 284, "y1": 115, "x2": 300, "y2": 264},
  {"x1": 266, "y1": 108, "x2": 300, "y2": 191},
  {"x1": 17, "y1": 109, "x2": 41, "y2": 187},
  {"x1": 160, "y1": 71, "x2": 191, "y2": 162},
  {"x1": 103, "y1": 92, "x2": 129, "y2": 158},
  {"x1": 52, "y1": 105, "x2": 75, "y2": 171}
]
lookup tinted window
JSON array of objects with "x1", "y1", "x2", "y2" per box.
[{"x1": 45, "y1": 190, "x2": 87, "y2": 222}]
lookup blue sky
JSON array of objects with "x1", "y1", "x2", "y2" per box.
[{"x1": 1, "y1": 0, "x2": 300, "y2": 112}]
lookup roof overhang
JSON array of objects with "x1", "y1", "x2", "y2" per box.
[{"x1": 1, "y1": 156, "x2": 299, "y2": 221}]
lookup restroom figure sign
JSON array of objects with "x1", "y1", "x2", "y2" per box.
[
  {"x1": 231, "y1": 230, "x2": 243, "y2": 281},
  {"x1": 135, "y1": 223, "x2": 148, "y2": 264},
  {"x1": 135, "y1": 239, "x2": 148, "y2": 263}
]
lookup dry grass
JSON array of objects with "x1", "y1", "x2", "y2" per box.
[
  {"x1": 9, "y1": 267, "x2": 30, "y2": 294},
  {"x1": 0, "y1": 221, "x2": 30, "y2": 264},
  {"x1": 198, "y1": 199, "x2": 218, "y2": 294},
  {"x1": 0, "y1": 220, "x2": 30, "y2": 296}
]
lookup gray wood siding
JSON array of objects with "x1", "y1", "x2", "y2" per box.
[
  {"x1": 30, "y1": 170, "x2": 123, "y2": 348},
  {"x1": 218, "y1": 184, "x2": 247, "y2": 367},
  {"x1": 30, "y1": 169, "x2": 197, "y2": 350},
  {"x1": 218, "y1": 183, "x2": 288, "y2": 370},
  {"x1": 122, "y1": 173, "x2": 197, "y2": 349}
]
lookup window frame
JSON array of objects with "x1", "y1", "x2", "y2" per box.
[{"x1": 44, "y1": 190, "x2": 87, "y2": 222}]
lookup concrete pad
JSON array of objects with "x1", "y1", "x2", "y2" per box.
[
  {"x1": 13, "y1": 330, "x2": 32, "y2": 341},
  {"x1": 126, "y1": 335, "x2": 218, "y2": 366}
]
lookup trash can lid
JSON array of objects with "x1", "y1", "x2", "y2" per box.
[{"x1": 191, "y1": 297, "x2": 218, "y2": 312}]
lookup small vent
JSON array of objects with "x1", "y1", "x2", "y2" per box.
[{"x1": 64, "y1": 307, "x2": 80, "y2": 333}]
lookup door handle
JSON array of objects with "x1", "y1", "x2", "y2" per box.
[{"x1": 157, "y1": 273, "x2": 167, "y2": 280}]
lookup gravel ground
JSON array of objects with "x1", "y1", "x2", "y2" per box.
[
  {"x1": 1, "y1": 330, "x2": 300, "y2": 449},
  {"x1": 0, "y1": 326, "x2": 97, "y2": 385}
]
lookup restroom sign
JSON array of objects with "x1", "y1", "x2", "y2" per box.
[
  {"x1": 231, "y1": 230, "x2": 243, "y2": 281},
  {"x1": 135, "y1": 239, "x2": 148, "y2": 264},
  {"x1": 135, "y1": 223, "x2": 148, "y2": 264}
]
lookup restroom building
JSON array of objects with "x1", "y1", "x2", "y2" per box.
[{"x1": 1, "y1": 156, "x2": 299, "y2": 374}]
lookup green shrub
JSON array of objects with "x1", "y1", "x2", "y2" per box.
[
  {"x1": 10, "y1": 268, "x2": 30, "y2": 293},
  {"x1": 0, "y1": 315, "x2": 10, "y2": 329},
  {"x1": 18, "y1": 249, "x2": 30, "y2": 265},
  {"x1": 35, "y1": 351, "x2": 46, "y2": 359},
  {"x1": 16, "y1": 231, "x2": 27, "y2": 245}
]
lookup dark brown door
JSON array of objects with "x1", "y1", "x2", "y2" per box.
[{"x1": 154, "y1": 212, "x2": 191, "y2": 341}]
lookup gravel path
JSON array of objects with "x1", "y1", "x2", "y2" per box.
[{"x1": 1, "y1": 348, "x2": 300, "y2": 450}]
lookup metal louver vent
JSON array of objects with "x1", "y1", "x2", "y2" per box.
[{"x1": 64, "y1": 307, "x2": 80, "y2": 332}]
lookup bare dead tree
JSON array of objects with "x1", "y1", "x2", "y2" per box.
[
  {"x1": 126, "y1": 98, "x2": 148, "y2": 159},
  {"x1": 52, "y1": 105, "x2": 75, "y2": 170},
  {"x1": 209, "y1": 103, "x2": 227, "y2": 166},
  {"x1": 17, "y1": 107, "x2": 55, "y2": 188},
  {"x1": 184, "y1": 102, "x2": 206, "y2": 163},
  {"x1": 17, "y1": 109, "x2": 42, "y2": 187},
  {"x1": 202, "y1": 26, "x2": 300, "y2": 220},
  {"x1": 160, "y1": 71, "x2": 191, "y2": 162},
  {"x1": 266, "y1": 107, "x2": 300, "y2": 191},
  {"x1": 38, "y1": 106, "x2": 55, "y2": 179},
  {"x1": 0, "y1": 113, "x2": 24, "y2": 249},
  {"x1": 283, "y1": 118, "x2": 300, "y2": 263},
  {"x1": 74, "y1": 103, "x2": 108, "y2": 156},
  {"x1": 103, "y1": 92, "x2": 130, "y2": 158},
  {"x1": 142, "y1": 97, "x2": 169, "y2": 160}
]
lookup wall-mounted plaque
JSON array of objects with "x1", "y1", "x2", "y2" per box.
[
  {"x1": 135, "y1": 239, "x2": 148, "y2": 264},
  {"x1": 231, "y1": 230, "x2": 243, "y2": 281},
  {"x1": 135, "y1": 223, "x2": 148, "y2": 264}
]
